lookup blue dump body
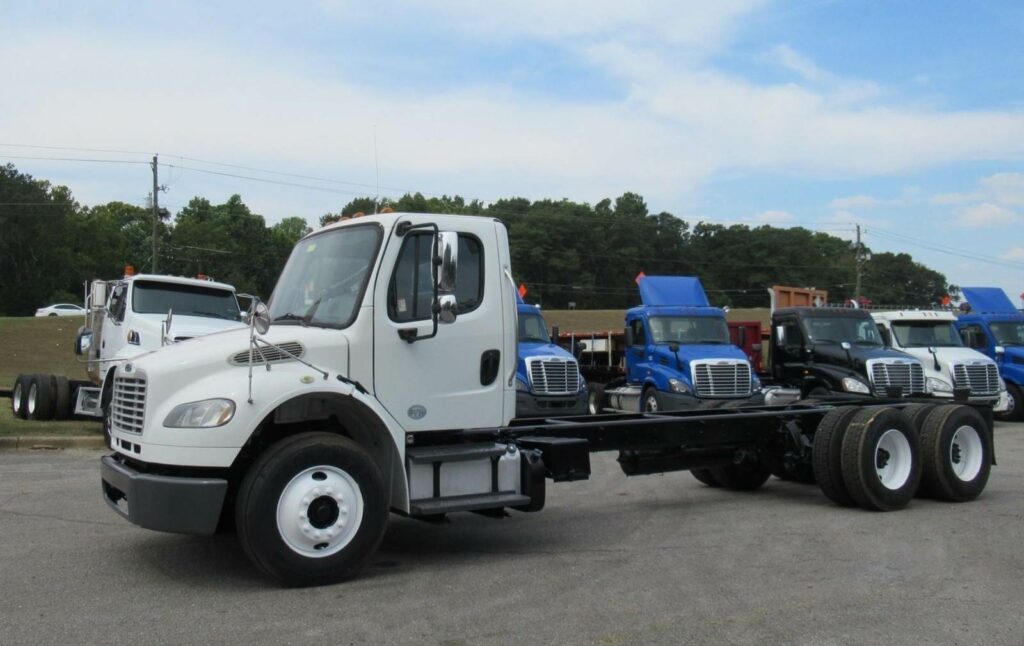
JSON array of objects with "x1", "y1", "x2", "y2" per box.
[
  {"x1": 624, "y1": 276, "x2": 759, "y2": 411},
  {"x1": 956, "y1": 287, "x2": 1024, "y2": 418},
  {"x1": 514, "y1": 295, "x2": 587, "y2": 418}
]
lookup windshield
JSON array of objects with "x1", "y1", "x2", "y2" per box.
[
  {"x1": 518, "y1": 312, "x2": 549, "y2": 343},
  {"x1": 132, "y1": 281, "x2": 241, "y2": 320},
  {"x1": 891, "y1": 321, "x2": 963, "y2": 348},
  {"x1": 268, "y1": 224, "x2": 382, "y2": 328},
  {"x1": 649, "y1": 316, "x2": 730, "y2": 345},
  {"x1": 802, "y1": 316, "x2": 882, "y2": 346},
  {"x1": 990, "y1": 321, "x2": 1024, "y2": 346}
]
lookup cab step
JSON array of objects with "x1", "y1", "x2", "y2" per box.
[
  {"x1": 406, "y1": 443, "x2": 506, "y2": 464},
  {"x1": 409, "y1": 491, "x2": 531, "y2": 516}
]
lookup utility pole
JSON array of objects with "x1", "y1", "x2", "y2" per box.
[
  {"x1": 151, "y1": 154, "x2": 160, "y2": 273},
  {"x1": 854, "y1": 223, "x2": 863, "y2": 302}
]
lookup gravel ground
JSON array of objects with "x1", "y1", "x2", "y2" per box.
[{"x1": 1, "y1": 422, "x2": 1022, "y2": 645}]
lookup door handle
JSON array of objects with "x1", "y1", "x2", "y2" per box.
[{"x1": 480, "y1": 349, "x2": 500, "y2": 386}]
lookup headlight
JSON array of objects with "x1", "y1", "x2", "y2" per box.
[
  {"x1": 751, "y1": 375, "x2": 762, "y2": 392},
  {"x1": 668, "y1": 378, "x2": 690, "y2": 394},
  {"x1": 842, "y1": 377, "x2": 870, "y2": 394},
  {"x1": 927, "y1": 377, "x2": 953, "y2": 393},
  {"x1": 578, "y1": 375, "x2": 587, "y2": 393},
  {"x1": 515, "y1": 377, "x2": 529, "y2": 392},
  {"x1": 163, "y1": 398, "x2": 235, "y2": 428}
]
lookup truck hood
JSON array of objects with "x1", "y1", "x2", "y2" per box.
[
  {"x1": 896, "y1": 346, "x2": 996, "y2": 378},
  {"x1": 811, "y1": 344, "x2": 919, "y2": 372},
  {"x1": 124, "y1": 325, "x2": 351, "y2": 386},
  {"x1": 671, "y1": 343, "x2": 749, "y2": 363},
  {"x1": 130, "y1": 313, "x2": 245, "y2": 345}
]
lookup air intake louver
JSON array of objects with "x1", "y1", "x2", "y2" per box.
[
  {"x1": 527, "y1": 357, "x2": 581, "y2": 395},
  {"x1": 869, "y1": 360, "x2": 925, "y2": 396},
  {"x1": 952, "y1": 362, "x2": 1000, "y2": 396},
  {"x1": 230, "y1": 341, "x2": 304, "y2": 365},
  {"x1": 690, "y1": 360, "x2": 752, "y2": 398}
]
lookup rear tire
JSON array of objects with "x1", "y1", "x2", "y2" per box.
[
  {"x1": 587, "y1": 383, "x2": 605, "y2": 415},
  {"x1": 901, "y1": 403, "x2": 937, "y2": 432},
  {"x1": 27, "y1": 374, "x2": 56, "y2": 421},
  {"x1": 919, "y1": 405, "x2": 991, "y2": 502},
  {"x1": 811, "y1": 406, "x2": 861, "y2": 507},
  {"x1": 52, "y1": 376, "x2": 71, "y2": 420},
  {"x1": 236, "y1": 433, "x2": 388, "y2": 587},
  {"x1": 841, "y1": 407, "x2": 921, "y2": 511},
  {"x1": 11, "y1": 374, "x2": 32, "y2": 419},
  {"x1": 690, "y1": 468, "x2": 720, "y2": 487},
  {"x1": 996, "y1": 383, "x2": 1022, "y2": 422},
  {"x1": 711, "y1": 457, "x2": 771, "y2": 491}
]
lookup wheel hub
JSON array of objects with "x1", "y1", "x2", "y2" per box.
[
  {"x1": 276, "y1": 465, "x2": 364, "y2": 558},
  {"x1": 874, "y1": 429, "x2": 912, "y2": 490},
  {"x1": 307, "y1": 495, "x2": 340, "y2": 529},
  {"x1": 876, "y1": 448, "x2": 891, "y2": 470}
]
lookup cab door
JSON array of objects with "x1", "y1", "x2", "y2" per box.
[
  {"x1": 373, "y1": 217, "x2": 509, "y2": 431},
  {"x1": 625, "y1": 315, "x2": 650, "y2": 385}
]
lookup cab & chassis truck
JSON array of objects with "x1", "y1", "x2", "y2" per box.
[{"x1": 99, "y1": 213, "x2": 996, "y2": 587}]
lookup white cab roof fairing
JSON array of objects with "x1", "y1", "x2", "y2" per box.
[
  {"x1": 872, "y1": 310, "x2": 957, "y2": 323},
  {"x1": 127, "y1": 273, "x2": 237, "y2": 293}
]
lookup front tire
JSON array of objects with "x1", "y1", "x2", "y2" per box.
[
  {"x1": 641, "y1": 386, "x2": 661, "y2": 413},
  {"x1": 996, "y1": 383, "x2": 1022, "y2": 422},
  {"x1": 587, "y1": 383, "x2": 605, "y2": 415},
  {"x1": 236, "y1": 433, "x2": 388, "y2": 587}
]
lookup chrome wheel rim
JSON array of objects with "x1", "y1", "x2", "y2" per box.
[
  {"x1": 276, "y1": 465, "x2": 364, "y2": 558},
  {"x1": 12, "y1": 382, "x2": 22, "y2": 413},
  {"x1": 27, "y1": 383, "x2": 37, "y2": 416}
]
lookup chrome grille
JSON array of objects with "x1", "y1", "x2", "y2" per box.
[
  {"x1": 526, "y1": 357, "x2": 581, "y2": 395},
  {"x1": 230, "y1": 341, "x2": 304, "y2": 365},
  {"x1": 952, "y1": 362, "x2": 1000, "y2": 396},
  {"x1": 869, "y1": 360, "x2": 925, "y2": 396},
  {"x1": 691, "y1": 360, "x2": 752, "y2": 398},
  {"x1": 111, "y1": 376, "x2": 146, "y2": 435}
]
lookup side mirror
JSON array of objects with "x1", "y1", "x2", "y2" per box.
[
  {"x1": 162, "y1": 309, "x2": 174, "y2": 346},
  {"x1": 841, "y1": 341, "x2": 852, "y2": 350},
  {"x1": 75, "y1": 327, "x2": 93, "y2": 355},
  {"x1": 436, "y1": 231, "x2": 458, "y2": 293},
  {"x1": 775, "y1": 325, "x2": 786, "y2": 346}
]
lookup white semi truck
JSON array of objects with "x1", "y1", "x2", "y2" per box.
[
  {"x1": 99, "y1": 213, "x2": 998, "y2": 587},
  {"x1": 9, "y1": 272, "x2": 244, "y2": 423},
  {"x1": 871, "y1": 310, "x2": 1010, "y2": 412}
]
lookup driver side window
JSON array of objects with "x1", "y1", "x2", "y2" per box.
[
  {"x1": 629, "y1": 319, "x2": 647, "y2": 347},
  {"x1": 388, "y1": 233, "x2": 483, "y2": 323}
]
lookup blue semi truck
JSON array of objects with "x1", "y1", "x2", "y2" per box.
[
  {"x1": 514, "y1": 294, "x2": 588, "y2": 418},
  {"x1": 584, "y1": 276, "x2": 761, "y2": 413},
  {"x1": 956, "y1": 287, "x2": 1024, "y2": 421}
]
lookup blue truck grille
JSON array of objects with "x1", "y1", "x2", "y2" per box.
[
  {"x1": 952, "y1": 362, "x2": 1000, "y2": 396},
  {"x1": 527, "y1": 357, "x2": 581, "y2": 396},
  {"x1": 111, "y1": 376, "x2": 147, "y2": 435},
  {"x1": 691, "y1": 360, "x2": 752, "y2": 398},
  {"x1": 869, "y1": 361, "x2": 925, "y2": 396}
]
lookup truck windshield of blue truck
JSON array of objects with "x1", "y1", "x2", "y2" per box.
[
  {"x1": 518, "y1": 312, "x2": 549, "y2": 343},
  {"x1": 802, "y1": 316, "x2": 883, "y2": 346},
  {"x1": 132, "y1": 281, "x2": 242, "y2": 321},
  {"x1": 648, "y1": 316, "x2": 730, "y2": 345},
  {"x1": 990, "y1": 322, "x2": 1024, "y2": 346},
  {"x1": 891, "y1": 321, "x2": 962, "y2": 347}
]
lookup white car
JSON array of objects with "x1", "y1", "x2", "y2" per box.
[{"x1": 35, "y1": 303, "x2": 86, "y2": 317}]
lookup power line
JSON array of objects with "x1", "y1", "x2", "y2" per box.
[
  {"x1": 867, "y1": 228, "x2": 1024, "y2": 270},
  {"x1": 160, "y1": 162, "x2": 369, "y2": 197},
  {"x1": 0, "y1": 143, "x2": 154, "y2": 155},
  {"x1": 0, "y1": 154, "x2": 148, "y2": 165}
]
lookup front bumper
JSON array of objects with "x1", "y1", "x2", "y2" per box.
[
  {"x1": 516, "y1": 391, "x2": 588, "y2": 418},
  {"x1": 101, "y1": 454, "x2": 228, "y2": 535}
]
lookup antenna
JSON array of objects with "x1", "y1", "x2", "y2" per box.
[{"x1": 373, "y1": 124, "x2": 380, "y2": 214}]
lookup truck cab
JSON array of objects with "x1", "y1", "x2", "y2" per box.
[
  {"x1": 771, "y1": 307, "x2": 928, "y2": 398},
  {"x1": 872, "y1": 310, "x2": 1008, "y2": 411},
  {"x1": 514, "y1": 297, "x2": 587, "y2": 418},
  {"x1": 955, "y1": 287, "x2": 1024, "y2": 420},
  {"x1": 601, "y1": 276, "x2": 759, "y2": 413}
]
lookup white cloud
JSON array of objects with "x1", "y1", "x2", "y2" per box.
[
  {"x1": 1000, "y1": 247, "x2": 1024, "y2": 261},
  {"x1": 829, "y1": 195, "x2": 880, "y2": 210},
  {"x1": 978, "y1": 173, "x2": 1024, "y2": 206},
  {"x1": 958, "y1": 202, "x2": 1018, "y2": 227}
]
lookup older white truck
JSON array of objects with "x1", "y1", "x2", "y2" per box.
[
  {"x1": 99, "y1": 213, "x2": 998, "y2": 587},
  {"x1": 10, "y1": 272, "x2": 244, "y2": 423}
]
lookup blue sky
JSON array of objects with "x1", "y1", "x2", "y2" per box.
[{"x1": 2, "y1": 1, "x2": 1023, "y2": 302}]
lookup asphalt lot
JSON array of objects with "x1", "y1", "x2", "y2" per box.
[{"x1": 2, "y1": 422, "x2": 1023, "y2": 645}]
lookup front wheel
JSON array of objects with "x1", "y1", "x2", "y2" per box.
[
  {"x1": 236, "y1": 433, "x2": 388, "y2": 587},
  {"x1": 996, "y1": 383, "x2": 1022, "y2": 422},
  {"x1": 587, "y1": 383, "x2": 605, "y2": 415},
  {"x1": 641, "y1": 386, "x2": 661, "y2": 413}
]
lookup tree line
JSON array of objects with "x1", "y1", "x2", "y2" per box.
[{"x1": 0, "y1": 163, "x2": 954, "y2": 316}]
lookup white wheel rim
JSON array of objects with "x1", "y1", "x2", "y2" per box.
[
  {"x1": 950, "y1": 425, "x2": 983, "y2": 482},
  {"x1": 276, "y1": 465, "x2": 364, "y2": 558},
  {"x1": 1007, "y1": 392, "x2": 1016, "y2": 415},
  {"x1": 645, "y1": 395, "x2": 658, "y2": 412},
  {"x1": 875, "y1": 429, "x2": 912, "y2": 490},
  {"x1": 12, "y1": 383, "x2": 22, "y2": 413},
  {"x1": 589, "y1": 394, "x2": 599, "y2": 415},
  {"x1": 27, "y1": 383, "x2": 37, "y2": 415}
]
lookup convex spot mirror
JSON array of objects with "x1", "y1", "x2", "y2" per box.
[
  {"x1": 252, "y1": 301, "x2": 271, "y2": 335},
  {"x1": 75, "y1": 328, "x2": 93, "y2": 355}
]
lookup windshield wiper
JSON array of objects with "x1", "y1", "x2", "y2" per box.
[
  {"x1": 191, "y1": 310, "x2": 237, "y2": 320},
  {"x1": 273, "y1": 312, "x2": 305, "y2": 322}
]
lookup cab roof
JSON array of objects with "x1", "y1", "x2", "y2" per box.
[
  {"x1": 773, "y1": 307, "x2": 872, "y2": 320},
  {"x1": 637, "y1": 276, "x2": 710, "y2": 307},
  {"x1": 960, "y1": 287, "x2": 1018, "y2": 314},
  {"x1": 871, "y1": 310, "x2": 956, "y2": 323},
  {"x1": 128, "y1": 273, "x2": 236, "y2": 292}
]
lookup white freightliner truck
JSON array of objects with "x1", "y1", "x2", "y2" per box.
[
  {"x1": 10, "y1": 272, "x2": 244, "y2": 423},
  {"x1": 871, "y1": 310, "x2": 1010, "y2": 412},
  {"x1": 100, "y1": 213, "x2": 999, "y2": 587}
]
